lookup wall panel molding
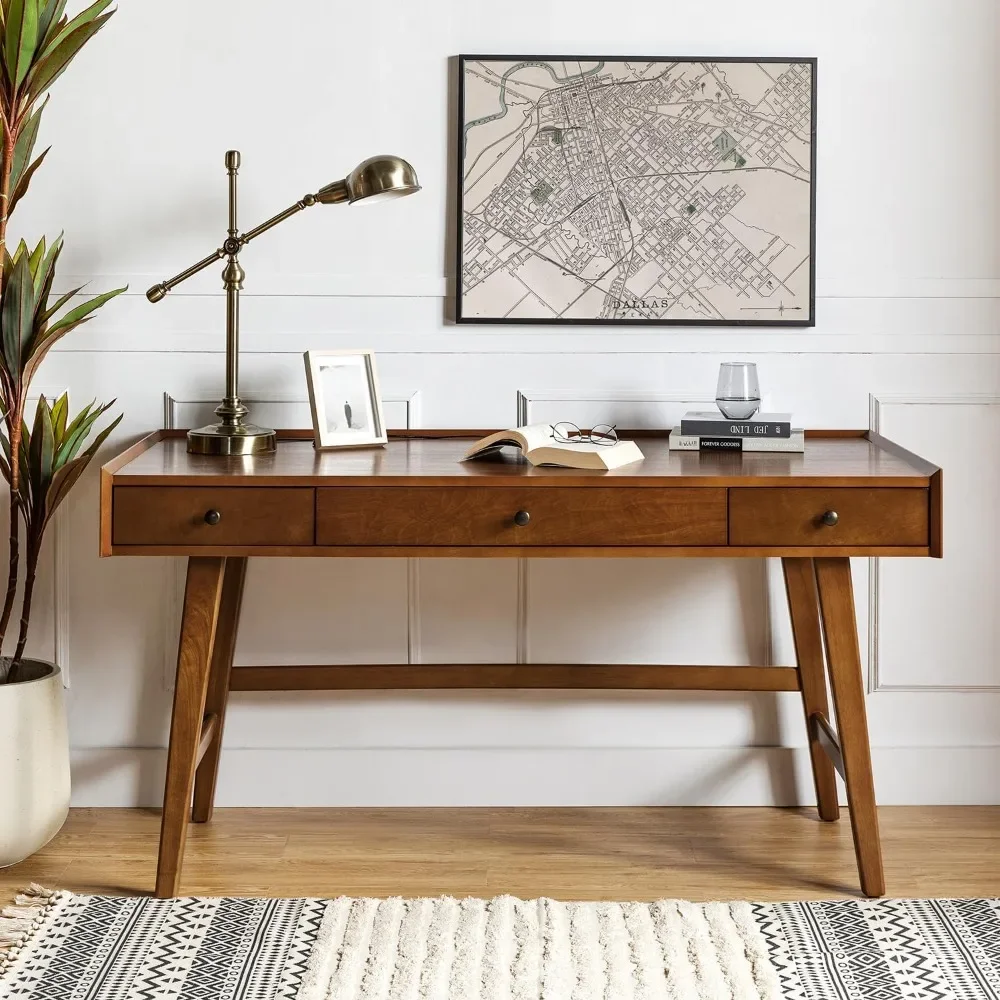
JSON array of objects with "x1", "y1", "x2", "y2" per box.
[
  {"x1": 869, "y1": 393, "x2": 1000, "y2": 693},
  {"x1": 54, "y1": 274, "x2": 1000, "y2": 302},
  {"x1": 70, "y1": 745, "x2": 1000, "y2": 808}
]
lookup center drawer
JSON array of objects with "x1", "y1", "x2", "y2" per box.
[{"x1": 317, "y1": 487, "x2": 728, "y2": 547}]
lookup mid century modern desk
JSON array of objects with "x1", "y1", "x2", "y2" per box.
[{"x1": 100, "y1": 429, "x2": 943, "y2": 898}]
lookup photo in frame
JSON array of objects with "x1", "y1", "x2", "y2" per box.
[
  {"x1": 303, "y1": 350, "x2": 388, "y2": 450},
  {"x1": 457, "y1": 55, "x2": 816, "y2": 326}
]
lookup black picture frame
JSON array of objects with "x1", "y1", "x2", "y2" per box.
[{"x1": 456, "y1": 55, "x2": 817, "y2": 327}]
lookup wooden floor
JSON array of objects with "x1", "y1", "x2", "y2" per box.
[{"x1": 3, "y1": 807, "x2": 999, "y2": 904}]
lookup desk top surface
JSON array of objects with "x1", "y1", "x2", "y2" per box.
[{"x1": 105, "y1": 430, "x2": 939, "y2": 488}]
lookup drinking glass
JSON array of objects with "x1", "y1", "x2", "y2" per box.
[{"x1": 715, "y1": 362, "x2": 761, "y2": 419}]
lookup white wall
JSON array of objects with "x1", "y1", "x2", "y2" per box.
[{"x1": 12, "y1": 0, "x2": 1000, "y2": 806}]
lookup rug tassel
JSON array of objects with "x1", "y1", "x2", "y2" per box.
[{"x1": 0, "y1": 885, "x2": 62, "y2": 971}]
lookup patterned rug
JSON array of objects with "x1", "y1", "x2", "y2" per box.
[{"x1": 2, "y1": 886, "x2": 999, "y2": 998}]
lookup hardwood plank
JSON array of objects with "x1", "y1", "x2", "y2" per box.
[
  {"x1": 228, "y1": 664, "x2": 803, "y2": 692},
  {"x1": 782, "y1": 557, "x2": 840, "y2": 822},
  {"x1": 193, "y1": 557, "x2": 247, "y2": 824},
  {"x1": 815, "y1": 557, "x2": 885, "y2": 898},
  {"x1": 156, "y1": 557, "x2": 226, "y2": 898},
  {"x1": 3, "y1": 807, "x2": 999, "y2": 904}
]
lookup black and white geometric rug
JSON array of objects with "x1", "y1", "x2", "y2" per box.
[{"x1": 2, "y1": 885, "x2": 1000, "y2": 998}]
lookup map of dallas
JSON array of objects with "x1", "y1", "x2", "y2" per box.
[{"x1": 459, "y1": 58, "x2": 815, "y2": 325}]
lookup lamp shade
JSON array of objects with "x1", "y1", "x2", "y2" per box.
[{"x1": 316, "y1": 155, "x2": 420, "y2": 205}]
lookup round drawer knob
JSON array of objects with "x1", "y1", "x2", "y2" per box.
[
  {"x1": 821, "y1": 510, "x2": 839, "y2": 527},
  {"x1": 513, "y1": 510, "x2": 531, "y2": 527},
  {"x1": 204, "y1": 509, "x2": 222, "y2": 526}
]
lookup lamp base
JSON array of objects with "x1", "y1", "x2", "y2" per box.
[{"x1": 186, "y1": 422, "x2": 277, "y2": 456}]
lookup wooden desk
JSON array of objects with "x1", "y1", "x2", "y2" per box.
[{"x1": 101, "y1": 429, "x2": 942, "y2": 898}]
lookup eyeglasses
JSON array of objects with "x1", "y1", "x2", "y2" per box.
[{"x1": 550, "y1": 421, "x2": 619, "y2": 446}]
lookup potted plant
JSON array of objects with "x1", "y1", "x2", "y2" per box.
[{"x1": 0, "y1": 0, "x2": 123, "y2": 867}]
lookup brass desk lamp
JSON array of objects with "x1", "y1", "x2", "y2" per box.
[{"x1": 147, "y1": 151, "x2": 420, "y2": 455}]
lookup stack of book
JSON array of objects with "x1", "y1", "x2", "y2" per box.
[{"x1": 669, "y1": 411, "x2": 804, "y2": 452}]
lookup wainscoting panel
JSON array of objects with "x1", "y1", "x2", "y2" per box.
[
  {"x1": 871, "y1": 396, "x2": 1000, "y2": 691},
  {"x1": 26, "y1": 0, "x2": 1000, "y2": 804}
]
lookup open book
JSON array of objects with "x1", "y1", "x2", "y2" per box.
[{"x1": 463, "y1": 424, "x2": 644, "y2": 471}]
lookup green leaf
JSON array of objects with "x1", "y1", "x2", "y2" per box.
[
  {"x1": 49, "y1": 388, "x2": 66, "y2": 440},
  {"x1": 8, "y1": 144, "x2": 48, "y2": 215},
  {"x1": 9, "y1": 93, "x2": 45, "y2": 187},
  {"x1": 36, "y1": 0, "x2": 64, "y2": 47},
  {"x1": 43, "y1": 409, "x2": 119, "y2": 525},
  {"x1": 44, "y1": 284, "x2": 124, "y2": 336},
  {"x1": 25, "y1": 7, "x2": 111, "y2": 101},
  {"x1": 4, "y1": 0, "x2": 38, "y2": 90},
  {"x1": 34, "y1": 0, "x2": 109, "y2": 54},
  {"x1": 1, "y1": 251, "x2": 33, "y2": 372},
  {"x1": 40, "y1": 282, "x2": 82, "y2": 323},
  {"x1": 26, "y1": 233, "x2": 43, "y2": 279},
  {"x1": 28, "y1": 392, "x2": 53, "y2": 489},
  {"x1": 55, "y1": 397, "x2": 112, "y2": 465},
  {"x1": 30, "y1": 232, "x2": 62, "y2": 321}
]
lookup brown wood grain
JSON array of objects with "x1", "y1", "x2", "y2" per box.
[
  {"x1": 730, "y1": 488, "x2": 929, "y2": 547},
  {"x1": 100, "y1": 431, "x2": 168, "y2": 556},
  {"x1": 192, "y1": 557, "x2": 247, "y2": 825},
  {"x1": 105, "y1": 434, "x2": 939, "y2": 489},
  {"x1": 6, "y1": 806, "x2": 1000, "y2": 903},
  {"x1": 317, "y1": 487, "x2": 728, "y2": 547},
  {"x1": 782, "y1": 558, "x2": 840, "y2": 822},
  {"x1": 156, "y1": 557, "x2": 226, "y2": 899},
  {"x1": 228, "y1": 663, "x2": 802, "y2": 692},
  {"x1": 104, "y1": 544, "x2": 934, "y2": 559},
  {"x1": 113, "y1": 487, "x2": 315, "y2": 547},
  {"x1": 815, "y1": 556, "x2": 885, "y2": 898}
]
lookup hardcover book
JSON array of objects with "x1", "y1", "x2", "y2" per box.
[
  {"x1": 679, "y1": 411, "x2": 792, "y2": 438},
  {"x1": 669, "y1": 427, "x2": 805, "y2": 453}
]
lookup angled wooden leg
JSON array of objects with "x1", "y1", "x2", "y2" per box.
[
  {"x1": 782, "y1": 557, "x2": 840, "y2": 822},
  {"x1": 192, "y1": 557, "x2": 247, "y2": 824},
  {"x1": 156, "y1": 556, "x2": 226, "y2": 898},
  {"x1": 814, "y1": 557, "x2": 885, "y2": 898}
]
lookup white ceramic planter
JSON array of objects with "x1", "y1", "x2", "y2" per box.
[{"x1": 0, "y1": 660, "x2": 70, "y2": 868}]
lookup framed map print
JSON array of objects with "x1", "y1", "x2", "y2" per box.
[{"x1": 457, "y1": 56, "x2": 816, "y2": 326}]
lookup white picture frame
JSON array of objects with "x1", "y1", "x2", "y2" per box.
[{"x1": 303, "y1": 350, "x2": 388, "y2": 450}]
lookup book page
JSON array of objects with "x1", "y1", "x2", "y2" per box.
[{"x1": 517, "y1": 424, "x2": 560, "y2": 453}]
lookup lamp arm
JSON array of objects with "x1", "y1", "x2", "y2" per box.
[
  {"x1": 145, "y1": 192, "x2": 320, "y2": 303},
  {"x1": 239, "y1": 193, "x2": 316, "y2": 246},
  {"x1": 146, "y1": 247, "x2": 226, "y2": 302}
]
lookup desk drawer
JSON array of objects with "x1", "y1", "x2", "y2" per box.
[
  {"x1": 113, "y1": 487, "x2": 314, "y2": 546},
  {"x1": 317, "y1": 487, "x2": 727, "y2": 546},
  {"x1": 729, "y1": 488, "x2": 929, "y2": 547}
]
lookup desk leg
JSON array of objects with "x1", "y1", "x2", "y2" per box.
[
  {"x1": 782, "y1": 558, "x2": 840, "y2": 822},
  {"x1": 814, "y1": 557, "x2": 885, "y2": 898},
  {"x1": 155, "y1": 556, "x2": 226, "y2": 898},
  {"x1": 192, "y1": 557, "x2": 247, "y2": 824}
]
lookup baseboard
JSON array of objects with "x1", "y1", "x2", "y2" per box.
[{"x1": 69, "y1": 746, "x2": 1000, "y2": 807}]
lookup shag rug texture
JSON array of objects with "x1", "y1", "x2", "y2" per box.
[{"x1": 2, "y1": 886, "x2": 1000, "y2": 999}]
